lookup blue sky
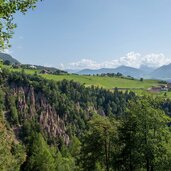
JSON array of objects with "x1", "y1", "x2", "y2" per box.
[{"x1": 9, "y1": 0, "x2": 171, "y2": 69}]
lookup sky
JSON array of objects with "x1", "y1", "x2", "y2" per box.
[{"x1": 7, "y1": 0, "x2": 171, "y2": 70}]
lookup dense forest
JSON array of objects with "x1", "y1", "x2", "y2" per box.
[{"x1": 0, "y1": 68, "x2": 171, "y2": 171}]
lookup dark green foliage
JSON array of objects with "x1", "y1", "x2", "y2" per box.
[
  {"x1": 79, "y1": 114, "x2": 119, "y2": 171},
  {"x1": 0, "y1": 112, "x2": 25, "y2": 170},
  {"x1": 3, "y1": 60, "x2": 11, "y2": 66},
  {"x1": 0, "y1": 89, "x2": 4, "y2": 112},
  {"x1": 8, "y1": 95, "x2": 18, "y2": 125},
  {"x1": 117, "y1": 97, "x2": 171, "y2": 171},
  {"x1": 4, "y1": 71, "x2": 135, "y2": 138},
  {"x1": 100, "y1": 72, "x2": 135, "y2": 80},
  {"x1": 0, "y1": 0, "x2": 40, "y2": 49},
  {"x1": 140, "y1": 77, "x2": 143, "y2": 81},
  {"x1": 0, "y1": 69, "x2": 171, "y2": 170},
  {"x1": 22, "y1": 133, "x2": 56, "y2": 171},
  {"x1": 161, "y1": 98, "x2": 171, "y2": 117},
  {"x1": 20, "y1": 120, "x2": 41, "y2": 145}
]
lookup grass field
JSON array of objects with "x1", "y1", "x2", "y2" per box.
[
  {"x1": 42, "y1": 74, "x2": 160, "y2": 89},
  {"x1": 2, "y1": 64, "x2": 170, "y2": 97},
  {"x1": 3, "y1": 66, "x2": 161, "y2": 90}
]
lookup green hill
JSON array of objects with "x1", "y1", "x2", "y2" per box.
[
  {"x1": 21, "y1": 64, "x2": 67, "y2": 74},
  {"x1": 42, "y1": 74, "x2": 160, "y2": 90},
  {"x1": 0, "y1": 62, "x2": 162, "y2": 90},
  {"x1": 0, "y1": 52, "x2": 20, "y2": 64},
  {"x1": 4, "y1": 66, "x2": 161, "y2": 90}
]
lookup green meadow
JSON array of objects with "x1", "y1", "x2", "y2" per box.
[
  {"x1": 42, "y1": 74, "x2": 160, "y2": 89},
  {"x1": 4, "y1": 66, "x2": 161, "y2": 90}
]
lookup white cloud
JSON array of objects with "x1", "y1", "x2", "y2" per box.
[
  {"x1": 60, "y1": 52, "x2": 171, "y2": 70},
  {"x1": 141, "y1": 53, "x2": 171, "y2": 67},
  {"x1": 1, "y1": 49, "x2": 13, "y2": 54},
  {"x1": 69, "y1": 59, "x2": 101, "y2": 69}
]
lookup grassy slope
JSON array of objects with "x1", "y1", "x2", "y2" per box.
[
  {"x1": 43, "y1": 74, "x2": 171, "y2": 98},
  {"x1": 6, "y1": 66, "x2": 160, "y2": 89},
  {"x1": 42, "y1": 74, "x2": 159, "y2": 89},
  {"x1": 2, "y1": 64, "x2": 171, "y2": 97}
]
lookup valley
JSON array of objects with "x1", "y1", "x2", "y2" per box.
[
  {"x1": 1, "y1": 60, "x2": 170, "y2": 98},
  {"x1": 1, "y1": 1, "x2": 171, "y2": 170}
]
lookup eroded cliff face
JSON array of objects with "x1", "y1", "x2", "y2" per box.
[{"x1": 9, "y1": 83, "x2": 69, "y2": 145}]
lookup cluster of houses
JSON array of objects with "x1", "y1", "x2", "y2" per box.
[
  {"x1": 147, "y1": 83, "x2": 171, "y2": 93},
  {"x1": 12, "y1": 63, "x2": 67, "y2": 75},
  {"x1": 12, "y1": 64, "x2": 37, "y2": 69},
  {"x1": 113, "y1": 83, "x2": 171, "y2": 93},
  {"x1": 12, "y1": 64, "x2": 53, "y2": 74}
]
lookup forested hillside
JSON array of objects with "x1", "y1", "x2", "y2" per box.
[{"x1": 1, "y1": 68, "x2": 171, "y2": 170}]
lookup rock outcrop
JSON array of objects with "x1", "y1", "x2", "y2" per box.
[{"x1": 9, "y1": 83, "x2": 69, "y2": 145}]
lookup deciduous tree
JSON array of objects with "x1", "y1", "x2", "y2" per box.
[{"x1": 0, "y1": 0, "x2": 40, "y2": 49}]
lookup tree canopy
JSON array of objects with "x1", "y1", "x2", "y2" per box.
[
  {"x1": 0, "y1": 69, "x2": 171, "y2": 170},
  {"x1": 0, "y1": 0, "x2": 40, "y2": 49}
]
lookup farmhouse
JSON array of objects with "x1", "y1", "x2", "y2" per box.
[
  {"x1": 147, "y1": 86, "x2": 161, "y2": 93},
  {"x1": 40, "y1": 69, "x2": 51, "y2": 74},
  {"x1": 161, "y1": 85, "x2": 168, "y2": 91},
  {"x1": 29, "y1": 65, "x2": 37, "y2": 69},
  {"x1": 167, "y1": 83, "x2": 171, "y2": 90},
  {"x1": 147, "y1": 85, "x2": 168, "y2": 93},
  {"x1": 12, "y1": 64, "x2": 21, "y2": 68}
]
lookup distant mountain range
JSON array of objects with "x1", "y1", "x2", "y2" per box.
[
  {"x1": 76, "y1": 66, "x2": 145, "y2": 78},
  {"x1": 65, "y1": 69, "x2": 80, "y2": 73},
  {"x1": 67, "y1": 64, "x2": 171, "y2": 80},
  {"x1": 1, "y1": 52, "x2": 171, "y2": 80},
  {"x1": 0, "y1": 52, "x2": 20, "y2": 64},
  {"x1": 150, "y1": 64, "x2": 171, "y2": 79},
  {"x1": 139, "y1": 65, "x2": 155, "y2": 74}
]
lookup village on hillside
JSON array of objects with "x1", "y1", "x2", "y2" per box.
[{"x1": 147, "y1": 84, "x2": 171, "y2": 93}]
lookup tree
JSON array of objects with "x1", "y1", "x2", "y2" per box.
[
  {"x1": 0, "y1": 0, "x2": 40, "y2": 49},
  {"x1": 140, "y1": 77, "x2": 143, "y2": 82},
  {"x1": 118, "y1": 96, "x2": 171, "y2": 171},
  {"x1": 69, "y1": 136, "x2": 81, "y2": 158},
  {"x1": 79, "y1": 114, "x2": 119, "y2": 171},
  {"x1": 8, "y1": 95, "x2": 18, "y2": 125},
  {"x1": 53, "y1": 149, "x2": 76, "y2": 171},
  {"x1": 23, "y1": 133, "x2": 56, "y2": 171},
  {"x1": 0, "y1": 108, "x2": 25, "y2": 170},
  {"x1": 0, "y1": 89, "x2": 4, "y2": 113},
  {"x1": 3, "y1": 60, "x2": 11, "y2": 66}
]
